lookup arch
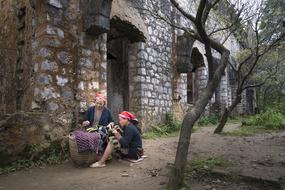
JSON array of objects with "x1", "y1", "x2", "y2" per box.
[
  {"x1": 176, "y1": 35, "x2": 195, "y2": 73},
  {"x1": 191, "y1": 47, "x2": 205, "y2": 71},
  {"x1": 111, "y1": 0, "x2": 149, "y2": 42},
  {"x1": 187, "y1": 47, "x2": 205, "y2": 104}
]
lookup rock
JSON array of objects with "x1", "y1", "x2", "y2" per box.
[
  {"x1": 56, "y1": 75, "x2": 68, "y2": 86},
  {"x1": 46, "y1": 25, "x2": 64, "y2": 38},
  {"x1": 38, "y1": 48, "x2": 52, "y2": 58},
  {"x1": 57, "y1": 51, "x2": 73, "y2": 65},
  {"x1": 41, "y1": 87, "x2": 60, "y2": 99},
  {"x1": 203, "y1": 185, "x2": 212, "y2": 190},
  {"x1": 41, "y1": 60, "x2": 58, "y2": 71},
  {"x1": 48, "y1": 0, "x2": 63, "y2": 9},
  {"x1": 0, "y1": 112, "x2": 66, "y2": 164},
  {"x1": 62, "y1": 89, "x2": 73, "y2": 100},
  {"x1": 47, "y1": 38, "x2": 61, "y2": 47},
  {"x1": 37, "y1": 74, "x2": 52, "y2": 85},
  {"x1": 159, "y1": 182, "x2": 167, "y2": 186},
  {"x1": 47, "y1": 102, "x2": 59, "y2": 111},
  {"x1": 31, "y1": 101, "x2": 41, "y2": 110},
  {"x1": 121, "y1": 172, "x2": 129, "y2": 177},
  {"x1": 79, "y1": 58, "x2": 93, "y2": 69}
]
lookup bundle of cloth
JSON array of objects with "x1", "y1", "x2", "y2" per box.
[{"x1": 73, "y1": 129, "x2": 101, "y2": 153}]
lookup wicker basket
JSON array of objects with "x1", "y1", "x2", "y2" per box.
[{"x1": 69, "y1": 133, "x2": 98, "y2": 166}]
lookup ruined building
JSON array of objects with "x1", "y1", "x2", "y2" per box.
[{"x1": 0, "y1": 0, "x2": 255, "y2": 157}]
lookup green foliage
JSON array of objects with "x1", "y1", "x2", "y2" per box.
[
  {"x1": 265, "y1": 100, "x2": 285, "y2": 115},
  {"x1": 242, "y1": 108, "x2": 285, "y2": 129},
  {"x1": 224, "y1": 108, "x2": 285, "y2": 137},
  {"x1": 142, "y1": 112, "x2": 181, "y2": 139},
  {"x1": 223, "y1": 125, "x2": 273, "y2": 137},
  {"x1": 197, "y1": 114, "x2": 220, "y2": 126},
  {"x1": 0, "y1": 141, "x2": 68, "y2": 174}
]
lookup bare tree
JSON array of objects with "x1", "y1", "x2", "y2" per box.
[
  {"x1": 166, "y1": 0, "x2": 229, "y2": 188},
  {"x1": 140, "y1": 0, "x2": 266, "y2": 188},
  {"x1": 214, "y1": 0, "x2": 285, "y2": 134}
]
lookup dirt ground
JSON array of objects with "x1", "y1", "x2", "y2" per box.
[{"x1": 0, "y1": 124, "x2": 285, "y2": 190}]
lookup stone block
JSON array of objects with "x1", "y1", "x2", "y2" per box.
[
  {"x1": 41, "y1": 60, "x2": 58, "y2": 71},
  {"x1": 38, "y1": 48, "x2": 52, "y2": 58},
  {"x1": 37, "y1": 74, "x2": 52, "y2": 85},
  {"x1": 48, "y1": 0, "x2": 63, "y2": 9},
  {"x1": 46, "y1": 25, "x2": 64, "y2": 38},
  {"x1": 56, "y1": 75, "x2": 68, "y2": 86},
  {"x1": 57, "y1": 51, "x2": 73, "y2": 65},
  {"x1": 47, "y1": 102, "x2": 59, "y2": 111}
]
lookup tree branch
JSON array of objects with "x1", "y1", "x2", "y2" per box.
[
  {"x1": 169, "y1": 0, "x2": 196, "y2": 22},
  {"x1": 202, "y1": 0, "x2": 220, "y2": 24}
]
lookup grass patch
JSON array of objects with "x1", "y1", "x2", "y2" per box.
[
  {"x1": 242, "y1": 108, "x2": 285, "y2": 129},
  {"x1": 183, "y1": 156, "x2": 232, "y2": 189},
  {"x1": 223, "y1": 125, "x2": 276, "y2": 137},
  {"x1": 142, "y1": 112, "x2": 202, "y2": 139},
  {"x1": 228, "y1": 115, "x2": 244, "y2": 124},
  {"x1": 224, "y1": 109, "x2": 285, "y2": 137},
  {"x1": 187, "y1": 156, "x2": 231, "y2": 177},
  {"x1": 0, "y1": 141, "x2": 68, "y2": 174},
  {"x1": 197, "y1": 114, "x2": 220, "y2": 127},
  {"x1": 142, "y1": 112, "x2": 182, "y2": 139}
]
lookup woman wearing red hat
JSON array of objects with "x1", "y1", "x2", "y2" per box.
[
  {"x1": 90, "y1": 111, "x2": 143, "y2": 168},
  {"x1": 82, "y1": 93, "x2": 113, "y2": 128}
]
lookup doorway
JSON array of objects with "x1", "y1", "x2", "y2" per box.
[{"x1": 107, "y1": 30, "x2": 130, "y2": 122}]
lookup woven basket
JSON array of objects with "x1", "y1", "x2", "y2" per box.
[{"x1": 69, "y1": 133, "x2": 98, "y2": 166}]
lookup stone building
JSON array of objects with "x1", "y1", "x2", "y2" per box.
[{"x1": 0, "y1": 0, "x2": 255, "y2": 157}]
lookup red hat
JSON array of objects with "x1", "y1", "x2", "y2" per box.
[
  {"x1": 129, "y1": 113, "x2": 139, "y2": 122},
  {"x1": 119, "y1": 111, "x2": 133, "y2": 120},
  {"x1": 95, "y1": 93, "x2": 107, "y2": 102}
]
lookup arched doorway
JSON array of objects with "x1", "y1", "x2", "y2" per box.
[
  {"x1": 107, "y1": 28, "x2": 130, "y2": 122},
  {"x1": 187, "y1": 47, "x2": 206, "y2": 104},
  {"x1": 107, "y1": 0, "x2": 148, "y2": 121}
]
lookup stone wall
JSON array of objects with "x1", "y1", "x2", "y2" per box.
[
  {"x1": 0, "y1": 0, "x2": 35, "y2": 114},
  {"x1": 129, "y1": 0, "x2": 174, "y2": 129},
  {"x1": 0, "y1": 0, "x2": 252, "y2": 147},
  {"x1": 0, "y1": 0, "x2": 108, "y2": 159},
  {"x1": 31, "y1": 0, "x2": 107, "y2": 125}
]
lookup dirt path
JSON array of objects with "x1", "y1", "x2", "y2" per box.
[{"x1": 1, "y1": 124, "x2": 285, "y2": 190}]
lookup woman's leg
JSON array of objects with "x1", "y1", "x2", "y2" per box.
[{"x1": 98, "y1": 141, "x2": 113, "y2": 165}]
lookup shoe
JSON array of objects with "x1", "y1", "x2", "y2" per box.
[{"x1": 90, "y1": 162, "x2": 106, "y2": 168}]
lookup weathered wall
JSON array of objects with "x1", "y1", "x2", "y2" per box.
[
  {"x1": 0, "y1": 0, "x2": 252, "y2": 150},
  {"x1": 0, "y1": 0, "x2": 17, "y2": 114},
  {"x1": 128, "y1": 0, "x2": 174, "y2": 129},
  {"x1": 31, "y1": 0, "x2": 107, "y2": 125},
  {"x1": 0, "y1": 0, "x2": 35, "y2": 114},
  {"x1": 0, "y1": 0, "x2": 108, "y2": 160}
]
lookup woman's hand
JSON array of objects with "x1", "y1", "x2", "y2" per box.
[
  {"x1": 112, "y1": 129, "x2": 122, "y2": 140},
  {"x1": 106, "y1": 122, "x2": 115, "y2": 130},
  {"x1": 82, "y1": 120, "x2": 90, "y2": 127}
]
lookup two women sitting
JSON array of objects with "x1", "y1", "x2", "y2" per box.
[{"x1": 79, "y1": 93, "x2": 143, "y2": 168}]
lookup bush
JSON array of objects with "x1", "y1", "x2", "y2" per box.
[
  {"x1": 265, "y1": 100, "x2": 285, "y2": 115},
  {"x1": 142, "y1": 112, "x2": 181, "y2": 139},
  {"x1": 0, "y1": 141, "x2": 68, "y2": 174},
  {"x1": 197, "y1": 114, "x2": 220, "y2": 126},
  {"x1": 242, "y1": 108, "x2": 285, "y2": 129}
]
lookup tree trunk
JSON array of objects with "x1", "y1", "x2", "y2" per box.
[
  {"x1": 214, "y1": 108, "x2": 229, "y2": 133},
  {"x1": 167, "y1": 51, "x2": 230, "y2": 189},
  {"x1": 167, "y1": 91, "x2": 214, "y2": 189},
  {"x1": 214, "y1": 96, "x2": 241, "y2": 133},
  {"x1": 167, "y1": 112, "x2": 196, "y2": 189}
]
